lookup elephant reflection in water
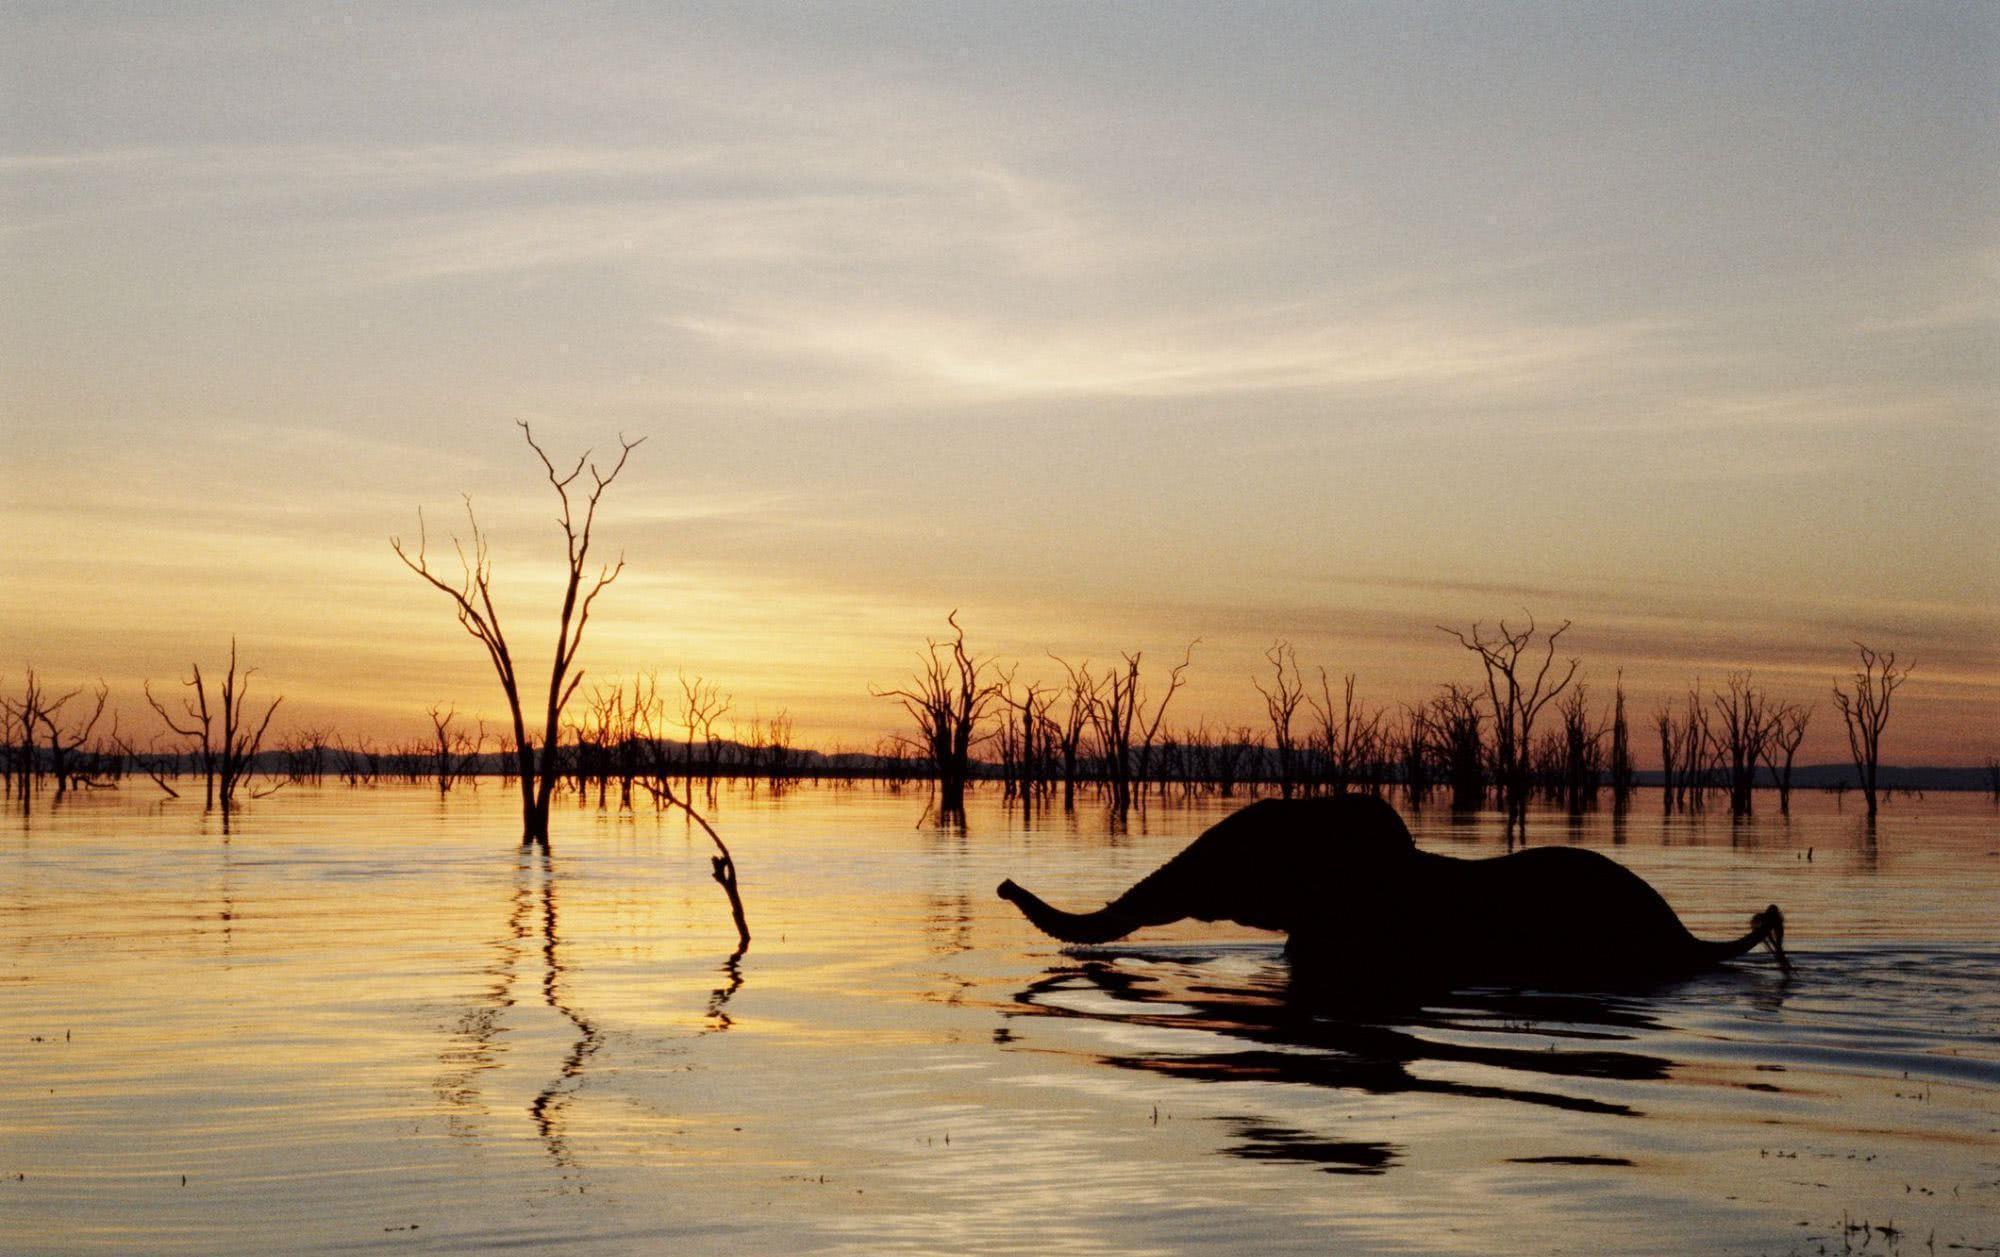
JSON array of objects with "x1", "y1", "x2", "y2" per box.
[
  {"x1": 1000, "y1": 795, "x2": 1790, "y2": 992},
  {"x1": 1010, "y1": 954, "x2": 1670, "y2": 1117}
]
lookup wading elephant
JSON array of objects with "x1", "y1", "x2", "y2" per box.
[{"x1": 997, "y1": 795, "x2": 1789, "y2": 990}]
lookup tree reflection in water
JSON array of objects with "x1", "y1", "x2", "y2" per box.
[
  {"x1": 436, "y1": 848, "x2": 750, "y2": 1172},
  {"x1": 527, "y1": 847, "x2": 603, "y2": 1174},
  {"x1": 433, "y1": 849, "x2": 601, "y2": 1177}
]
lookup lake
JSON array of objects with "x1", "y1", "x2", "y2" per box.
[{"x1": 2, "y1": 783, "x2": 1995, "y2": 1255}]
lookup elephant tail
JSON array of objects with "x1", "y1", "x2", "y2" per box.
[
  {"x1": 1697, "y1": 904, "x2": 1791, "y2": 974},
  {"x1": 997, "y1": 879, "x2": 1143, "y2": 945}
]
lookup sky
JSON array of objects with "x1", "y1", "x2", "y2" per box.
[{"x1": 3, "y1": 2, "x2": 1996, "y2": 765}]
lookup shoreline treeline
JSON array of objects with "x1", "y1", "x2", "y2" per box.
[{"x1": 2, "y1": 627, "x2": 1992, "y2": 817}]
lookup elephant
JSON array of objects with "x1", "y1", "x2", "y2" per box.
[{"x1": 997, "y1": 795, "x2": 1790, "y2": 991}]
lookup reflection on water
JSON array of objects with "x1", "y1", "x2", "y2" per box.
[
  {"x1": 0, "y1": 784, "x2": 1994, "y2": 1255},
  {"x1": 1009, "y1": 954, "x2": 1678, "y2": 1117},
  {"x1": 524, "y1": 851, "x2": 603, "y2": 1176}
]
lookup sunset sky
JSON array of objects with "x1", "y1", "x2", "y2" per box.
[{"x1": 4, "y1": 4, "x2": 1996, "y2": 765}]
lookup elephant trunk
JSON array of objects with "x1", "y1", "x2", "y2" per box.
[
  {"x1": 997, "y1": 879, "x2": 1144, "y2": 944},
  {"x1": 1693, "y1": 903, "x2": 1791, "y2": 974}
]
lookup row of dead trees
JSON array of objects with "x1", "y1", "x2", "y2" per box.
[
  {"x1": 3, "y1": 642, "x2": 282, "y2": 815},
  {"x1": 871, "y1": 614, "x2": 1929, "y2": 822}
]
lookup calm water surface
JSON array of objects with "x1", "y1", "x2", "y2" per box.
[{"x1": 2, "y1": 784, "x2": 1995, "y2": 1255}]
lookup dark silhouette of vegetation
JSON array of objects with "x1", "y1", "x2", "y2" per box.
[
  {"x1": 426, "y1": 704, "x2": 487, "y2": 794},
  {"x1": 143, "y1": 640, "x2": 282, "y2": 813},
  {"x1": 7, "y1": 607, "x2": 1964, "y2": 826},
  {"x1": 1439, "y1": 616, "x2": 1579, "y2": 819},
  {"x1": 1761, "y1": 701, "x2": 1812, "y2": 815},
  {"x1": 1254, "y1": 642, "x2": 1307, "y2": 799},
  {"x1": 870, "y1": 612, "x2": 999, "y2": 822},
  {"x1": 393, "y1": 422, "x2": 642, "y2": 848},
  {"x1": 1307, "y1": 670, "x2": 1384, "y2": 796},
  {"x1": 1832, "y1": 643, "x2": 1911, "y2": 820},
  {"x1": 1608, "y1": 674, "x2": 1634, "y2": 809}
]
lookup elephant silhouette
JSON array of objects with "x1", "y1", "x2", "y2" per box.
[{"x1": 999, "y1": 795, "x2": 1789, "y2": 991}]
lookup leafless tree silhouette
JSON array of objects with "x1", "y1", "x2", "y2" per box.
[
  {"x1": 143, "y1": 640, "x2": 281, "y2": 813},
  {"x1": 393, "y1": 422, "x2": 642, "y2": 848},
  {"x1": 1608, "y1": 673, "x2": 1634, "y2": 809},
  {"x1": 1085, "y1": 644, "x2": 1195, "y2": 814},
  {"x1": 677, "y1": 674, "x2": 732, "y2": 780},
  {"x1": 1048, "y1": 656, "x2": 1099, "y2": 810},
  {"x1": 1761, "y1": 701, "x2": 1812, "y2": 815},
  {"x1": 1440, "y1": 615, "x2": 1578, "y2": 818},
  {"x1": 426, "y1": 703, "x2": 486, "y2": 795},
  {"x1": 871, "y1": 612, "x2": 998, "y2": 820},
  {"x1": 1422, "y1": 684, "x2": 1486, "y2": 811},
  {"x1": 1254, "y1": 642, "x2": 1306, "y2": 799},
  {"x1": 1307, "y1": 669, "x2": 1384, "y2": 795},
  {"x1": 36, "y1": 680, "x2": 110, "y2": 796},
  {"x1": 1552, "y1": 683, "x2": 1603, "y2": 813},
  {"x1": 1832, "y1": 642, "x2": 1911, "y2": 820},
  {"x1": 1706, "y1": 673, "x2": 1773, "y2": 818}
]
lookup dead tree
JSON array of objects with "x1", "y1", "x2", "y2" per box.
[
  {"x1": 1254, "y1": 642, "x2": 1307, "y2": 798},
  {"x1": 1654, "y1": 700, "x2": 1681, "y2": 814},
  {"x1": 1553, "y1": 683, "x2": 1602, "y2": 813},
  {"x1": 394, "y1": 423, "x2": 643, "y2": 848},
  {"x1": 146, "y1": 665, "x2": 217, "y2": 806},
  {"x1": 36, "y1": 681, "x2": 110, "y2": 797},
  {"x1": 1086, "y1": 644, "x2": 1195, "y2": 812},
  {"x1": 426, "y1": 704, "x2": 487, "y2": 794},
  {"x1": 1705, "y1": 673, "x2": 1773, "y2": 817},
  {"x1": 1214, "y1": 725, "x2": 1259, "y2": 799},
  {"x1": 1760, "y1": 702, "x2": 1812, "y2": 815},
  {"x1": 1048, "y1": 657, "x2": 1099, "y2": 810},
  {"x1": 3, "y1": 670, "x2": 59, "y2": 798},
  {"x1": 1608, "y1": 673, "x2": 1634, "y2": 809},
  {"x1": 998, "y1": 672, "x2": 1052, "y2": 806},
  {"x1": 677, "y1": 674, "x2": 732, "y2": 779},
  {"x1": 1440, "y1": 616, "x2": 1579, "y2": 818},
  {"x1": 870, "y1": 612, "x2": 999, "y2": 820},
  {"x1": 280, "y1": 728, "x2": 333, "y2": 784},
  {"x1": 145, "y1": 641, "x2": 281, "y2": 812},
  {"x1": 1307, "y1": 669, "x2": 1385, "y2": 795},
  {"x1": 1832, "y1": 643, "x2": 1911, "y2": 820},
  {"x1": 1393, "y1": 707, "x2": 1433, "y2": 804},
  {"x1": 2, "y1": 672, "x2": 42, "y2": 799},
  {"x1": 1423, "y1": 684, "x2": 1486, "y2": 811}
]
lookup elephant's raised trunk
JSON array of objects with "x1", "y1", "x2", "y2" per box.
[{"x1": 996, "y1": 879, "x2": 1143, "y2": 945}]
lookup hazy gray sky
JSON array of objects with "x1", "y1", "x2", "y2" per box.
[{"x1": 4, "y1": 3, "x2": 1996, "y2": 760}]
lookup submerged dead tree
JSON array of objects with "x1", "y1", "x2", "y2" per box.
[
  {"x1": 1707, "y1": 673, "x2": 1773, "y2": 818},
  {"x1": 1087, "y1": 644, "x2": 1195, "y2": 814},
  {"x1": 37, "y1": 680, "x2": 110, "y2": 797},
  {"x1": 1048, "y1": 657, "x2": 1099, "y2": 810},
  {"x1": 1761, "y1": 702, "x2": 1812, "y2": 815},
  {"x1": 143, "y1": 640, "x2": 281, "y2": 812},
  {"x1": 1608, "y1": 674, "x2": 1634, "y2": 809},
  {"x1": 1440, "y1": 615, "x2": 1579, "y2": 819},
  {"x1": 1832, "y1": 642, "x2": 1911, "y2": 820},
  {"x1": 1308, "y1": 670, "x2": 1385, "y2": 795},
  {"x1": 871, "y1": 612, "x2": 999, "y2": 820},
  {"x1": 1254, "y1": 642, "x2": 1307, "y2": 798},
  {"x1": 394, "y1": 422, "x2": 643, "y2": 848}
]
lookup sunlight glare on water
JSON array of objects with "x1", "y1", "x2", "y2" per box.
[{"x1": 1, "y1": 784, "x2": 1995, "y2": 1255}]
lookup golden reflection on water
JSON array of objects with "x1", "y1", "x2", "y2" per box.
[{"x1": 0, "y1": 784, "x2": 1995, "y2": 1255}]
